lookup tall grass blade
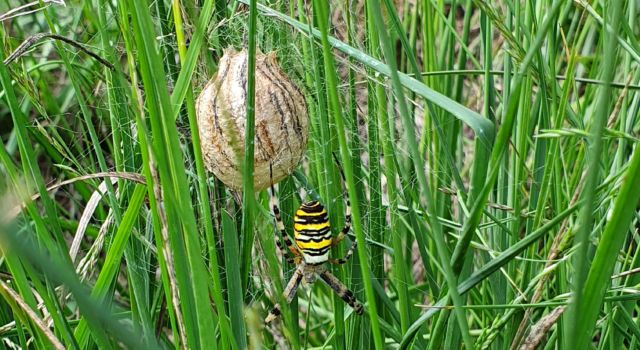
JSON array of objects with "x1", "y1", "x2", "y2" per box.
[{"x1": 567, "y1": 2, "x2": 624, "y2": 348}]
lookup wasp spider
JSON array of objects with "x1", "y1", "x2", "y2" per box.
[{"x1": 265, "y1": 163, "x2": 364, "y2": 323}]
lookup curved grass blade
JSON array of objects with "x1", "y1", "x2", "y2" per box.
[
  {"x1": 367, "y1": 1, "x2": 473, "y2": 347},
  {"x1": 73, "y1": 185, "x2": 147, "y2": 346},
  {"x1": 237, "y1": 0, "x2": 495, "y2": 150},
  {"x1": 400, "y1": 201, "x2": 579, "y2": 348},
  {"x1": 0, "y1": 210, "x2": 160, "y2": 349}
]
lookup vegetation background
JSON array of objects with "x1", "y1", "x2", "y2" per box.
[{"x1": 1, "y1": 0, "x2": 640, "y2": 349}]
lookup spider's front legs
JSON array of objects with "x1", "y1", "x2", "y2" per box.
[
  {"x1": 318, "y1": 270, "x2": 363, "y2": 315},
  {"x1": 265, "y1": 265, "x2": 304, "y2": 324},
  {"x1": 330, "y1": 152, "x2": 354, "y2": 264},
  {"x1": 331, "y1": 201, "x2": 351, "y2": 248},
  {"x1": 269, "y1": 167, "x2": 302, "y2": 264},
  {"x1": 330, "y1": 187, "x2": 354, "y2": 265},
  {"x1": 271, "y1": 199, "x2": 301, "y2": 264}
]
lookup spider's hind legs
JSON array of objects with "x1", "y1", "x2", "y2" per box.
[
  {"x1": 264, "y1": 266, "x2": 304, "y2": 324},
  {"x1": 318, "y1": 270, "x2": 364, "y2": 316}
]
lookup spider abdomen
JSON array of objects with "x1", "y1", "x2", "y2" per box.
[{"x1": 293, "y1": 201, "x2": 332, "y2": 264}]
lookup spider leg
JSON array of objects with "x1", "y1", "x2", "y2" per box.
[
  {"x1": 332, "y1": 202, "x2": 351, "y2": 247},
  {"x1": 329, "y1": 238, "x2": 357, "y2": 265},
  {"x1": 265, "y1": 265, "x2": 304, "y2": 324},
  {"x1": 269, "y1": 164, "x2": 301, "y2": 264},
  {"x1": 330, "y1": 153, "x2": 352, "y2": 248},
  {"x1": 318, "y1": 270, "x2": 364, "y2": 315}
]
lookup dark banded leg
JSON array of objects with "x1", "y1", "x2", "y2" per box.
[
  {"x1": 332, "y1": 202, "x2": 351, "y2": 247},
  {"x1": 269, "y1": 165, "x2": 301, "y2": 264},
  {"x1": 265, "y1": 266, "x2": 304, "y2": 323},
  {"x1": 318, "y1": 270, "x2": 364, "y2": 315},
  {"x1": 330, "y1": 238, "x2": 357, "y2": 265},
  {"x1": 330, "y1": 152, "x2": 352, "y2": 247}
]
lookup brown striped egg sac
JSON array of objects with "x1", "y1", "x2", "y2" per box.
[{"x1": 196, "y1": 48, "x2": 309, "y2": 192}]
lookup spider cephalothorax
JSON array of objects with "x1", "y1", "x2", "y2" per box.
[{"x1": 265, "y1": 165, "x2": 364, "y2": 324}]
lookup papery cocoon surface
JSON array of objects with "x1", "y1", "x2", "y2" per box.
[{"x1": 196, "y1": 48, "x2": 309, "y2": 191}]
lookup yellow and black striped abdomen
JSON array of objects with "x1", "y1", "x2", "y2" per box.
[{"x1": 294, "y1": 201, "x2": 332, "y2": 264}]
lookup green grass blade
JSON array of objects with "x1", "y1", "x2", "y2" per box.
[
  {"x1": 169, "y1": 0, "x2": 216, "y2": 121},
  {"x1": 171, "y1": 2, "x2": 233, "y2": 348},
  {"x1": 0, "y1": 219, "x2": 159, "y2": 349},
  {"x1": 238, "y1": 0, "x2": 495, "y2": 148},
  {"x1": 401, "y1": 201, "x2": 579, "y2": 347},
  {"x1": 313, "y1": 1, "x2": 384, "y2": 348},
  {"x1": 572, "y1": 84, "x2": 640, "y2": 350},
  {"x1": 128, "y1": 1, "x2": 218, "y2": 347},
  {"x1": 73, "y1": 185, "x2": 147, "y2": 346},
  {"x1": 367, "y1": 1, "x2": 472, "y2": 347},
  {"x1": 567, "y1": 2, "x2": 625, "y2": 348},
  {"x1": 222, "y1": 210, "x2": 247, "y2": 348}
]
